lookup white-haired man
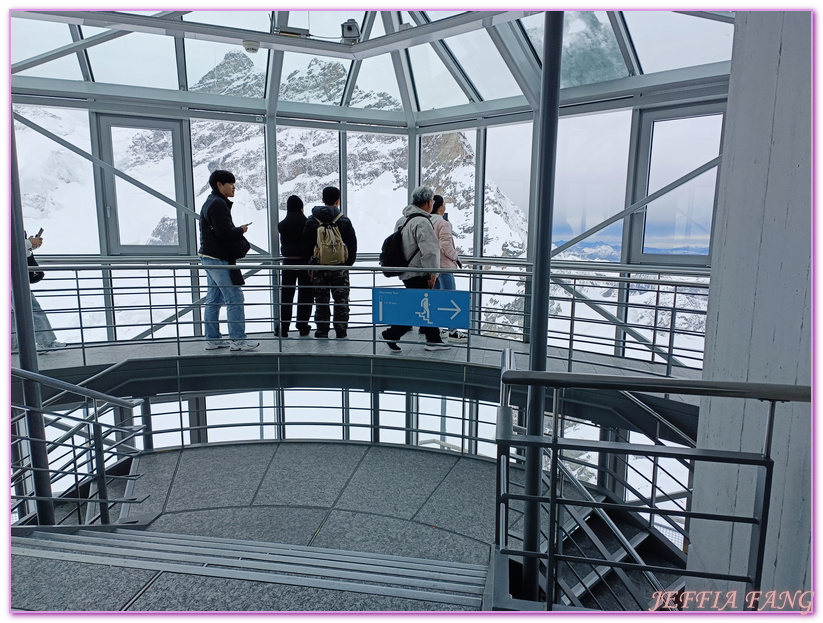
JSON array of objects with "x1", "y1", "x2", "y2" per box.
[{"x1": 381, "y1": 186, "x2": 450, "y2": 353}]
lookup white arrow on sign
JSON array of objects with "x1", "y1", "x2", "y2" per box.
[{"x1": 436, "y1": 299, "x2": 462, "y2": 320}]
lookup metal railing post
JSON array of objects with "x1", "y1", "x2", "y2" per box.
[
  {"x1": 91, "y1": 401, "x2": 111, "y2": 525},
  {"x1": 10, "y1": 124, "x2": 55, "y2": 526},
  {"x1": 523, "y1": 11, "x2": 564, "y2": 601}
]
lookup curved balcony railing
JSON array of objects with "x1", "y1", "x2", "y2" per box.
[{"x1": 16, "y1": 257, "x2": 710, "y2": 376}]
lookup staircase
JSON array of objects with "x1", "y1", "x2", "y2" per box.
[{"x1": 11, "y1": 528, "x2": 488, "y2": 611}]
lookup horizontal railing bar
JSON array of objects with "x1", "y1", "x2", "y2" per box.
[
  {"x1": 554, "y1": 554, "x2": 751, "y2": 583},
  {"x1": 502, "y1": 370, "x2": 810, "y2": 403},
  {"x1": 11, "y1": 368, "x2": 143, "y2": 408}
]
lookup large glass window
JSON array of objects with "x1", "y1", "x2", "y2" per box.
[
  {"x1": 190, "y1": 119, "x2": 269, "y2": 253},
  {"x1": 346, "y1": 131, "x2": 409, "y2": 253},
  {"x1": 441, "y1": 30, "x2": 522, "y2": 100},
  {"x1": 13, "y1": 105, "x2": 99, "y2": 254},
  {"x1": 279, "y1": 54, "x2": 350, "y2": 105},
  {"x1": 642, "y1": 113, "x2": 723, "y2": 255},
  {"x1": 11, "y1": 18, "x2": 83, "y2": 80},
  {"x1": 484, "y1": 123, "x2": 532, "y2": 258},
  {"x1": 553, "y1": 110, "x2": 632, "y2": 260},
  {"x1": 109, "y1": 126, "x2": 178, "y2": 247},
  {"x1": 623, "y1": 11, "x2": 733, "y2": 74},
  {"x1": 408, "y1": 44, "x2": 470, "y2": 111},
  {"x1": 83, "y1": 29, "x2": 179, "y2": 89},
  {"x1": 186, "y1": 46, "x2": 268, "y2": 97},
  {"x1": 276, "y1": 126, "x2": 340, "y2": 208},
  {"x1": 521, "y1": 11, "x2": 629, "y2": 88},
  {"x1": 421, "y1": 131, "x2": 476, "y2": 256}
]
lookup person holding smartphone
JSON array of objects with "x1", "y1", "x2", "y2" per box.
[
  {"x1": 11, "y1": 228, "x2": 66, "y2": 352},
  {"x1": 198, "y1": 169, "x2": 259, "y2": 352}
]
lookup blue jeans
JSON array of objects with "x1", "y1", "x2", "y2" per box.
[
  {"x1": 202, "y1": 257, "x2": 247, "y2": 340},
  {"x1": 433, "y1": 272, "x2": 457, "y2": 331}
]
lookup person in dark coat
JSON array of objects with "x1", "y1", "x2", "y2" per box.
[
  {"x1": 198, "y1": 169, "x2": 259, "y2": 351},
  {"x1": 300, "y1": 186, "x2": 357, "y2": 339},
  {"x1": 276, "y1": 194, "x2": 313, "y2": 337}
]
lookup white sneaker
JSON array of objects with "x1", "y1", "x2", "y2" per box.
[
  {"x1": 425, "y1": 342, "x2": 451, "y2": 351},
  {"x1": 448, "y1": 330, "x2": 468, "y2": 343},
  {"x1": 230, "y1": 339, "x2": 260, "y2": 351},
  {"x1": 205, "y1": 340, "x2": 230, "y2": 350}
]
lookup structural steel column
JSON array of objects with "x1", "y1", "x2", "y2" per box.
[
  {"x1": 522, "y1": 11, "x2": 563, "y2": 601},
  {"x1": 10, "y1": 125, "x2": 55, "y2": 525}
]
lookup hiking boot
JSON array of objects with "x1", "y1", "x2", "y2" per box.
[
  {"x1": 274, "y1": 327, "x2": 289, "y2": 338},
  {"x1": 205, "y1": 340, "x2": 231, "y2": 350},
  {"x1": 335, "y1": 330, "x2": 347, "y2": 339},
  {"x1": 297, "y1": 325, "x2": 311, "y2": 337},
  {"x1": 382, "y1": 330, "x2": 401, "y2": 352},
  {"x1": 315, "y1": 330, "x2": 329, "y2": 338},
  {"x1": 230, "y1": 339, "x2": 260, "y2": 351},
  {"x1": 448, "y1": 330, "x2": 468, "y2": 343}
]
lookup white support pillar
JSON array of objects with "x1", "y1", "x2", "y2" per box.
[{"x1": 687, "y1": 11, "x2": 811, "y2": 605}]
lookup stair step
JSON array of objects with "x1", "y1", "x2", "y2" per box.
[{"x1": 12, "y1": 529, "x2": 486, "y2": 609}]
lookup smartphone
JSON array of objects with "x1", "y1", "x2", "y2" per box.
[{"x1": 36, "y1": 228, "x2": 44, "y2": 237}]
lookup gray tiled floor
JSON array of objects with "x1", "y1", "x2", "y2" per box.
[{"x1": 129, "y1": 441, "x2": 495, "y2": 565}]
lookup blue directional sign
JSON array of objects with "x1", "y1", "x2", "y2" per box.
[{"x1": 372, "y1": 288, "x2": 470, "y2": 329}]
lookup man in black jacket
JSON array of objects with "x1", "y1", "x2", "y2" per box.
[
  {"x1": 199, "y1": 169, "x2": 259, "y2": 351},
  {"x1": 276, "y1": 194, "x2": 312, "y2": 337},
  {"x1": 301, "y1": 186, "x2": 357, "y2": 339}
]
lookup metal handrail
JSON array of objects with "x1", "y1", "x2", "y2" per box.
[
  {"x1": 12, "y1": 367, "x2": 143, "y2": 409},
  {"x1": 11, "y1": 368, "x2": 144, "y2": 527},
  {"x1": 494, "y1": 348, "x2": 810, "y2": 610},
  {"x1": 501, "y1": 370, "x2": 811, "y2": 403}
]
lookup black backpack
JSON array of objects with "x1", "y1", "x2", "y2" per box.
[{"x1": 379, "y1": 213, "x2": 429, "y2": 277}]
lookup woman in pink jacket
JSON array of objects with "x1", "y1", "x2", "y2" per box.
[{"x1": 431, "y1": 195, "x2": 467, "y2": 343}]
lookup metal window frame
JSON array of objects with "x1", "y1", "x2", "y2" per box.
[
  {"x1": 626, "y1": 101, "x2": 726, "y2": 267},
  {"x1": 96, "y1": 115, "x2": 191, "y2": 256}
]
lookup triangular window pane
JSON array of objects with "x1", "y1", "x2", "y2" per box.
[
  {"x1": 408, "y1": 44, "x2": 469, "y2": 111},
  {"x1": 280, "y1": 53, "x2": 350, "y2": 105},
  {"x1": 442, "y1": 30, "x2": 521, "y2": 100},
  {"x1": 349, "y1": 56, "x2": 403, "y2": 111},
  {"x1": 83, "y1": 27, "x2": 178, "y2": 89},
  {"x1": 186, "y1": 43, "x2": 267, "y2": 97},
  {"x1": 522, "y1": 11, "x2": 629, "y2": 89},
  {"x1": 623, "y1": 11, "x2": 733, "y2": 74},
  {"x1": 11, "y1": 18, "x2": 83, "y2": 80}
]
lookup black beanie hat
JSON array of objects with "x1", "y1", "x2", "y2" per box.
[{"x1": 286, "y1": 195, "x2": 304, "y2": 212}]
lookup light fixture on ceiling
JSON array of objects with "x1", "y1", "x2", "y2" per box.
[
  {"x1": 242, "y1": 40, "x2": 260, "y2": 53},
  {"x1": 341, "y1": 19, "x2": 360, "y2": 44}
]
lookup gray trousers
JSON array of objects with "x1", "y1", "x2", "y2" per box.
[{"x1": 11, "y1": 293, "x2": 57, "y2": 349}]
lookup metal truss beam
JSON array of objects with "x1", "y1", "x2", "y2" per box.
[
  {"x1": 67, "y1": 25, "x2": 93, "y2": 81},
  {"x1": 382, "y1": 12, "x2": 418, "y2": 126},
  {"x1": 341, "y1": 11, "x2": 376, "y2": 107},
  {"x1": 550, "y1": 277, "x2": 686, "y2": 368},
  {"x1": 487, "y1": 21, "x2": 541, "y2": 110},
  {"x1": 15, "y1": 10, "x2": 534, "y2": 61},
  {"x1": 551, "y1": 155, "x2": 722, "y2": 258},
  {"x1": 607, "y1": 11, "x2": 642, "y2": 76},
  {"x1": 408, "y1": 11, "x2": 482, "y2": 103},
  {"x1": 11, "y1": 11, "x2": 190, "y2": 74}
]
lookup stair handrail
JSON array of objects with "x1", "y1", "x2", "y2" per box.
[{"x1": 11, "y1": 367, "x2": 144, "y2": 526}]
